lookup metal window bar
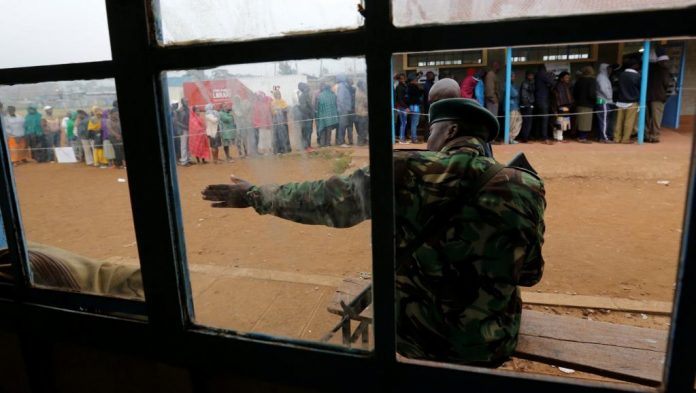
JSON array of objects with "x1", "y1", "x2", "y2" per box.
[{"x1": 0, "y1": 1, "x2": 693, "y2": 392}]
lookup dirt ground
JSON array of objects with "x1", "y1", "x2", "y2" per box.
[{"x1": 10, "y1": 124, "x2": 693, "y2": 384}]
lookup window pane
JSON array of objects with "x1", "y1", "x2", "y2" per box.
[
  {"x1": 0, "y1": 0, "x2": 111, "y2": 69},
  {"x1": 391, "y1": 38, "x2": 693, "y2": 385},
  {"x1": 154, "y1": 0, "x2": 365, "y2": 45},
  {"x1": 0, "y1": 79, "x2": 142, "y2": 300},
  {"x1": 392, "y1": 0, "x2": 696, "y2": 26},
  {"x1": 163, "y1": 58, "x2": 372, "y2": 349}
]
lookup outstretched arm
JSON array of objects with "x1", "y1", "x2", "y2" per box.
[{"x1": 202, "y1": 168, "x2": 371, "y2": 228}]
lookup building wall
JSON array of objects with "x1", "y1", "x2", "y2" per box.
[{"x1": 682, "y1": 40, "x2": 696, "y2": 117}]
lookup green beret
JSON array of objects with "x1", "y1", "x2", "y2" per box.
[{"x1": 428, "y1": 98, "x2": 499, "y2": 141}]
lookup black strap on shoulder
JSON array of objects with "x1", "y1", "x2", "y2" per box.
[{"x1": 395, "y1": 162, "x2": 506, "y2": 264}]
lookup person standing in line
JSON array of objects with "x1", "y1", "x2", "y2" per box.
[
  {"x1": 473, "y1": 70, "x2": 487, "y2": 107},
  {"x1": 271, "y1": 89, "x2": 291, "y2": 155},
  {"x1": 24, "y1": 105, "x2": 45, "y2": 162},
  {"x1": 76, "y1": 110, "x2": 93, "y2": 166},
  {"x1": 204, "y1": 103, "x2": 222, "y2": 163},
  {"x1": 614, "y1": 59, "x2": 642, "y2": 144},
  {"x1": 218, "y1": 103, "x2": 237, "y2": 162},
  {"x1": 42, "y1": 106, "x2": 61, "y2": 161},
  {"x1": 552, "y1": 71, "x2": 574, "y2": 142},
  {"x1": 101, "y1": 107, "x2": 116, "y2": 166},
  {"x1": 88, "y1": 106, "x2": 108, "y2": 168},
  {"x1": 534, "y1": 65, "x2": 554, "y2": 145},
  {"x1": 188, "y1": 106, "x2": 210, "y2": 164},
  {"x1": 176, "y1": 98, "x2": 191, "y2": 165},
  {"x1": 3, "y1": 106, "x2": 30, "y2": 165},
  {"x1": 573, "y1": 66, "x2": 597, "y2": 143},
  {"x1": 595, "y1": 63, "x2": 616, "y2": 143},
  {"x1": 646, "y1": 55, "x2": 673, "y2": 143},
  {"x1": 460, "y1": 68, "x2": 478, "y2": 99},
  {"x1": 107, "y1": 109, "x2": 125, "y2": 169},
  {"x1": 170, "y1": 101, "x2": 182, "y2": 162},
  {"x1": 232, "y1": 95, "x2": 252, "y2": 158},
  {"x1": 508, "y1": 72, "x2": 522, "y2": 144},
  {"x1": 354, "y1": 80, "x2": 369, "y2": 146},
  {"x1": 518, "y1": 71, "x2": 535, "y2": 143},
  {"x1": 394, "y1": 73, "x2": 409, "y2": 144},
  {"x1": 484, "y1": 61, "x2": 501, "y2": 117},
  {"x1": 335, "y1": 74, "x2": 354, "y2": 147},
  {"x1": 60, "y1": 111, "x2": 72, "y2": 148},
  {"x1": 405, "y1": 74, "x2": 423, "y2": 144},
  {"x1": 252, "y1": 92, "x2": 273, "y2": 155},
  {"x1": 315, "y1": 83, "x2": 339, "y2": 147},
  {"x1": 422, "y1": 71, "x2": 436, "y2": 115},
  {"x1": 65, "y1": 111, "x2": 83, "y2": 161},
  {"x1": 297, "y1": 82, "x2": 314, "y2": 151}
]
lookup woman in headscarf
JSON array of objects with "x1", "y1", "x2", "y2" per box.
[
  {"x1": 107, "y1": 109, "x2": 125, "y2": 168},
  {"x1": 218, "y1": 103, "x2": 237, "y2": 162},
  {"x1": 102, "y1": 108, "x2": 116, "y2": 165},
  {"x1": 188, "y1": 106, "x2": 210, "y2": 164},
  {"x1": 573, "y1": 66, "x2": 597, "y2": 143},
  {"x1": 204, "y1": 103, "x2": 221, "y2": 163},
  {"x1": 88, "y1": 106, "x2": 108, "y2": 167},
  {"x1": 271, "y1": 88, "x2": 291, "y2": 154},
  {"x1": 252, "y1": 91, "x2": 273, "y2": 155},
  {"x1": 315, "y1": 83, "x2": 338, "y2": 147}
]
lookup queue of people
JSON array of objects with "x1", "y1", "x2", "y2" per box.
[
  {"x1": 394, "y1": 54, "x2": 674, "y2": 145},
  {"x1": 1, "y1": 76, "x2": 371, "y2": 168},
  {"x1": 1, "y1": 101, "x2": 124, "y2": 168},
  {"x1": 169, "y1": 78, "x2": 370, "y2": 166}
]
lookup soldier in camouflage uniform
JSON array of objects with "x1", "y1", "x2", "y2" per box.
[{"x1": 202, "y1": 98, "x2": 546, "y2": 366}]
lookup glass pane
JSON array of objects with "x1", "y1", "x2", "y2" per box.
[
  {"x1": 0, "y1": 79, "x2": 142, "y2": 300},
  {"x1": 393, "y1": 0, "x2": 696, "y2": 26},
  {"x1": 0, "y1": 0, "x2": 111, "y2": 69},
  {"x1": 163, "y1": 58, "x2": 372, "y2": 348},
  {"x1": 391, "y1": 38, "x2": 693, "y2": 385},
  {"x1": 154, "y1": 0, "x2": 365, "y2": 45}
]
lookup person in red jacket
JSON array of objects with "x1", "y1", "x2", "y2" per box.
[{"x1": 459, "y1": 68, "x2": 478, "y2": 99}]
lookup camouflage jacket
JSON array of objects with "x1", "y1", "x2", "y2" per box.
[{"x1": 246, "y1": 136, "x2": 546, "y2": 365}]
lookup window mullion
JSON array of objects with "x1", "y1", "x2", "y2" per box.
[
  {"x1": 104, "y1": 0, "x2": 191, "y2": 331},
  {"x1": 364, "y1": 0, "x2": 396, "y2": 372},
  {"x1": 663, "y1": 136, "x2": 696, "y2": 392},
  {"x1": 0, "y1": 119, "x2": 31, "y2": 294}
]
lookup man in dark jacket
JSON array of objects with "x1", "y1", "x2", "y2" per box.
[
  {"x1": 422, "y1": 71, "x2": 436, "y2": 114},
  {"x1": 646, "y1": 55, "x2": 673, "y2": 143},
  {"x1": 534, "y1": 65, "x2": 554, "y2": 144},
  {"x1": 298, "y1": 82, "x2": 314, "y2": 150},
  {"x1": 518, "y1": 71, "x2": 535, "y2": 143},
  {"x1": 614, "y1": 59, "x2": 642, "y2": 144}
]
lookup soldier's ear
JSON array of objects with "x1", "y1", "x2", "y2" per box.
[{"x1": 447, "y1": 123, "x2": 459, "y2": 138}]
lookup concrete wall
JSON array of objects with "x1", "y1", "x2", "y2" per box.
[{"x1": 681, "y1": 40, "x2": 696, "y2": 117}]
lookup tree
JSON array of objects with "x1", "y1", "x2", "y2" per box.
[
  {"x1": 211, "y1": 69, "x2": 234, "y2": 79},
  {"x1": 278, "y1": 61, "x2": 297, "y2": 75}
]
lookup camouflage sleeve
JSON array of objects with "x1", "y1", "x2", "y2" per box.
[{"x1": 245, "y1": 167, "x2": 371, "y2": 228}]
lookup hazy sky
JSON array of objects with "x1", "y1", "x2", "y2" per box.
[{"x1": 0, "y1": 0, "x2": 112, "y2": 68}]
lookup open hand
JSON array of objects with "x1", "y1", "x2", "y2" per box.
[{"x1": 202, "y1": 176, "x2": 253, "y2": 208}]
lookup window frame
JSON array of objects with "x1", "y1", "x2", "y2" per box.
[{"x1": 0, "y1": 1, "x2": 694, "y2": 392}]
